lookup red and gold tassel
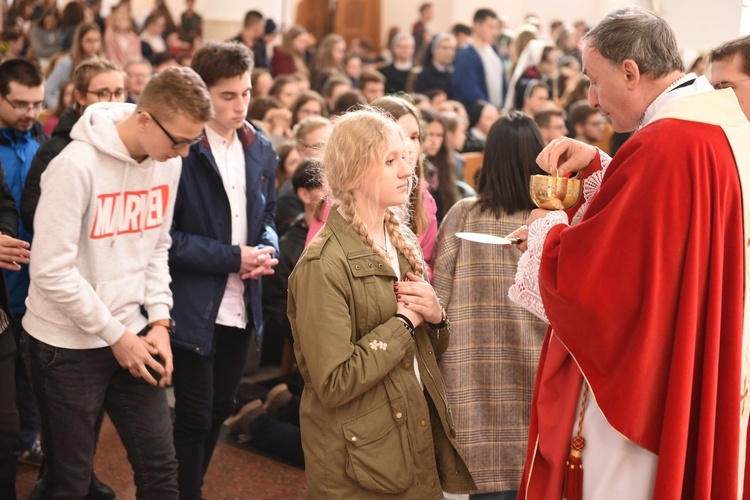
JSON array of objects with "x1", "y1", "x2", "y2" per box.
[
  {"x1": 564, "y1": 383, "x2": 589, "y2": 500},
  {"x1": 564, "y1": 436, "x2": 585, "y2": 500}
]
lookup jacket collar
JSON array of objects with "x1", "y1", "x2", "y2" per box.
[
  {"x1": 198, "y1": 120, "x2": 257, "y2": 150},
  {"x1": 326, "y1": 206, "x2": 414, "y2": 278}
]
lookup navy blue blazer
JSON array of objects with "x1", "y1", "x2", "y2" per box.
[
  {"x1": 451, "y1": 43, "x2": 508, "y2": 110},
  {"x1": 169, "y1": 122, "x2": 279, "y2": 355}
]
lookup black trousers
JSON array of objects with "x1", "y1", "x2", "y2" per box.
[
  {"x1": 172, "y1": 324, "x2": 253, "y2": 500},
  {"x1": 0, "y1": 329, "x2": 19, "y2": 500}
]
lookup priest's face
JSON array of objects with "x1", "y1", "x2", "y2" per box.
[{"x1": 583, "y1": 45, "x2": 642, "y2": 133}]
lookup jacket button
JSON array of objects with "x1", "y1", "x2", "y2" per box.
[
  {"x1": 403, "y1": 362, "x2": 411, "y2": 369},
  {"x1": 368, "y1": 263, "x2": 373, "y2": 268},
  {"x1": 428, "y1": 350, "x2": 433, "y2": 355},
  {"x1": 355, "y1": 265, "x2": 361, "y2": 270},
  {"x1": 395, "y1": 412, "x2": 402, "y2": 419},
  {"x1": 420, "y1": 420, "x2": 428, "y2": 427},
  {"x1": 430, "y1": 480, "x2": 436, "y2": 488},
  {"x1": 378, "y1": 264, "x2": 383, "y2": 268},
  {"x1": 351, "y1": 436, "x2": 357, "y2": 442}
]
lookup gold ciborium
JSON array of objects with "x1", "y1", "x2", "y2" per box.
[{"x1": 530, "y1": 175, "x2": 582, "y2": 210}]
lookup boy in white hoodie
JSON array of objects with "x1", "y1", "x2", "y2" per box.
[{"x1": 22, "y1": 67, "x2": 214, "y2": 498}]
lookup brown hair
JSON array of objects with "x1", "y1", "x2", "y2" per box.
[
  {"x1": 191, "y1": 41, "x2": 253, "y2": 88},
  {"x1": 314, "y1": 34, "x2": 346, "y2": 71},
  {"x1": 247, "y1": 95, "x2": 282, "y2": 121},
  {"x1": 269, "y1": 74, "x2": 299, "y2": 100},
  {"x1": 421, "y1": 108, "x2": 457, "y2": 216},
  {"x1": 358, "y1": 69, "x2": 386, "y2": 89},
  {"x1": 275, "y1": 141, "x2": 296, "y2": 188},
  {"x1": 137, "y1": 66, "x2": 214, "y2": 123},
  {"x1": 331, "y1": 90, "x2": 366, "y2": 117},
  {"x1": 292, "y1": 115, "x2": 331, "y2": 143},
  {"x1": 290, "y1": 90, "x2": 328, "y2": 126},
  {"x1": 72, "y1": 57, "x2": 122, "y2": 112},
  {"x1": 533, "y1": 107, "x2": 566, "y2": 128},
  {"x1": 281, "y1": 25, "x2": 309, "y2": 75},
  {"x1": 325, "y1": 109, "x2": 425, "y2": 275},
  {"x1": 70, "y1": 23, "x2": 103, "y2": 69},
  {"x1": 708, "y1": 35, "x2": 750, "y2": 77},
  {"x1": 569, "y1": 99, "x2": 601, "y2": 128},
  {"x1": 321, "y1": 74, "x2": 351, "y2": 100}
]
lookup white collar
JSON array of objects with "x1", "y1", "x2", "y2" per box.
[{"x1": 639, "y1": 73, "x2": 714, "y2": 128}]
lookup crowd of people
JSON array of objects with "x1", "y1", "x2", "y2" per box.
[{"x1": 1, "y1": 0, "x2": 750, "y2": 499}]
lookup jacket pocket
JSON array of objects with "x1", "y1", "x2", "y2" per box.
[{"x1": 342, "y1": 395, "x2": 413, "y2": 493}]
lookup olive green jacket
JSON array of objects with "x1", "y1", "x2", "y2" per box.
[{"x1": 288, "y1": 208, "x2": 476, "y2": 498}]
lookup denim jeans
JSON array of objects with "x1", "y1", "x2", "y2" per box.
[
  {"x1": 0, "y1": 329, "x2": 19, "y2": 500},
  {"x1": 25, "y1": 333, "x2": 178, "y2": 500},
  {"x1": 172, "y1": 324, "x2": 252, "y2": 500}
]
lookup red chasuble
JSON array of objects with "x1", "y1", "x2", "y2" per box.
[{"x1": 519, "y1": 115, "x2": 749, "y2": 498}]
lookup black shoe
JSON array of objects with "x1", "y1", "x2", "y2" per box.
[{"x1": 86, "y1": 473, "x2": 116, "y2": 500}]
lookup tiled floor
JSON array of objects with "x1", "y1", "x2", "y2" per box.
[{"x1": 16, "y1": 414, "x2": 307, "y2": 499}]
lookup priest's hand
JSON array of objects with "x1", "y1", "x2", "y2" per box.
[
  {"x1": 506, "y1": 225, "x2": 528, "y2": 252},
  {"x1": 537, "y1": 137, "x2": 597, "y2": 177},
  {"x1": 527, "y1": 209, "x2": 553, "y2": 228}
]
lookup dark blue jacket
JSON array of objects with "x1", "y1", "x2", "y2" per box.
[
  {"x1": 169, "y1": 122, "x2": 278, "y2": 355},
  {"x1": 451, "y1": 43, "x2": 508, "y2": 110}
]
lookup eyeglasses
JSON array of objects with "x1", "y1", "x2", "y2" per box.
[
  {"x1": 86, "y1": 88, "x2": 126, "y2": 101},
  {"x1": 713, "y1": 77, "x2": 750, "y2": 90},
  {"x1": 1, "y1": 95, "x2": 45, "y2": 114},
  {"x1": 141, "y1": 112, "x2": 204, "y2": 150}
]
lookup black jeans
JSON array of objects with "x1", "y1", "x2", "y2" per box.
[
  {"x1": 172, "y1": 324, "x2": 253, "y2": 500},
  {"x1": 0, "y1": 330, "x2": 19, "y2": 500},
  {"x1": 25, "y1": 333, "x2": 178, "y2": 500},
  {"x1": 11, "y1": 317, "x2": 39, "y2": 451}
]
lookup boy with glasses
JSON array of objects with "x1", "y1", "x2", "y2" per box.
[
  {"x1": 169, "y1": 41, "x2": 279, "y2": 499},
  {"x1": 0, "y1": 58, "x2": 47, "y2": 471},
  {"x1": 22, "y1": 66, "x2": 214, "y2": 498}
]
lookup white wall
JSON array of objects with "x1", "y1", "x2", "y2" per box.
[{"x1": 120, "y1": 0, "x2": 743, "y2": 52}]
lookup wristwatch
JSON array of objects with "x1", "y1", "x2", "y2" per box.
[
  {"x1": 149, "y1": 318, "x2": 175, "y2": 336},
  {"x1": 427, "y1": 307, "x2": 449, "y2": 330}
]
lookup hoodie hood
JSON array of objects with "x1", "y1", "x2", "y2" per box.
[{"x1": 70, "y1": 102, "x2": 140, "y2": 165}]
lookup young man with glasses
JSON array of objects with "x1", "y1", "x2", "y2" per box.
[
  {"x1": 169, "y1": 41, "x2": 279, "y2": 500},
  {"x1": 22, "y1": 67, "x2": 214, "y2": 499},
  {"x1": 708, "y1": 35, "x2": 750, "y2": 120},
  {"x1": 0, "y1": 58, "x2": 47, "y2": 472}
]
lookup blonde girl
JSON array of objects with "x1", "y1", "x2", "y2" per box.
[{"x1": 288, "y1": 109, "x2": 475, "y2": 498}]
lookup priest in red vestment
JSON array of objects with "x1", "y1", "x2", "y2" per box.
[{"x1": 509, "y1": 7, "x2": 750, "y2": 499}]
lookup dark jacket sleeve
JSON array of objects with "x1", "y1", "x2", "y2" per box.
[
  {"x1": 168, "y1": 190, "x2": 243, "y2": 275},
  {"x1": 452, "y1": 48, "x2": 486, "y2": 109},
  {"x1": 257, "y1": 149, "x2": 279, "y2": 254},
  {"x1": 0, "y1": 162, "x2": 19, "y2": 237},
  {"x1": 20, "y1": 140, "x2": 58, "y2": 234}
]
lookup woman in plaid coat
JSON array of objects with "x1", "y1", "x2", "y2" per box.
[{"x1": 432, "y1": 111, "x2": 548, "y2": 497}]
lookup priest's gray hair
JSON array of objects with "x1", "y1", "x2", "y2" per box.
[{"x1": 584, "y1": 7, "x2": 684, "y2": 78}]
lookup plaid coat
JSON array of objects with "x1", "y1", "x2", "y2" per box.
[{"x1": 432, "y1": 198, "x2": 546, "y2": 493}]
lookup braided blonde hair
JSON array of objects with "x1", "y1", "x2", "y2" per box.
[{"x1": 324, "y1": 109, "x2": 425, "y2": 276}]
